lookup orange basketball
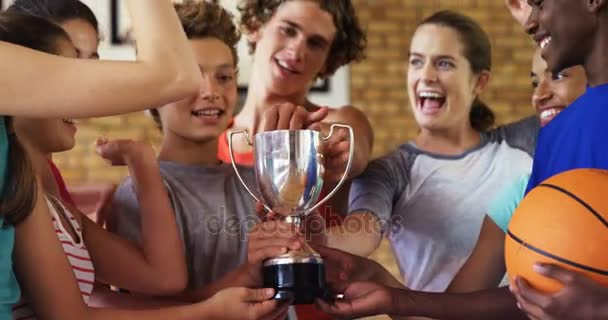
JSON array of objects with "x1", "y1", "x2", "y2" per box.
[{"x1": 505, "y1": 168, "x2": 608, "y2": 293}]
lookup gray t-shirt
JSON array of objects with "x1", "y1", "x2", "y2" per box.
[
  {"x1": 349, "y1": 116, "x2": 539, "y2": 292},
  {"x1": 108, "y1": 161, "x2": 258, "y2": 289}
]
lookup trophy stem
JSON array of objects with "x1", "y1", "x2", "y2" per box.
[{"x1": 284, "y1": 215, "x2": 302, "y2": 229}]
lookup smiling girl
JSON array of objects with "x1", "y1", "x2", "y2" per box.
[{"x1": 338, "y1": 10, "x2": 540, "y2": 293}]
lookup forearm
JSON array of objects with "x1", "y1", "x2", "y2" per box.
[
  {"x1": 0, "y1": 0, "x2": 200, "y2": 119},
  {"x1": 126, "y1": 0, "x2": 200, "y2": 96},
  {"x1": 391, "y1": 287, "x2": 527, "y2": 320},
  {"x1": 326, "y1": 212, "x2": 382, "y2": 257},
  {"x1": 373, "y1": 263, "x2": 405, "y2": 289},
  {"x1": 127, "y1": 153, "x2": 187, "y2": 290}
]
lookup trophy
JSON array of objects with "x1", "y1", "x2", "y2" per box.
[{"x1": 228, "y1": 125, "x2": 354, "y2": 304}]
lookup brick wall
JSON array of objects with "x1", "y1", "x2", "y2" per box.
[
  {"x1": 351, "y1": 0, "x2": 536, "y2": 157},
  {"x1": 55, "y1": 1, "x2": 536, "y2": 185},
  {"x1": 54, "y1": 2, "x2": 535, "y2": 318}
]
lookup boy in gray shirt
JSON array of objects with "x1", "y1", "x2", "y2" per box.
[{"x1": 107, "y1": 1, "x2": 257, "y2": 290}]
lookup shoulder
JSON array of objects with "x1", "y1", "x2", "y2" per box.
[
  {"x1": 485, "y1": 115, "x2": 540, "y2": 156},
  {"x1": 378, "y1": 144, "x2": 418, "y2": 163},
  {"x1": 362, "y1": 145, "x2": 418, "y2": 178},
  {"x1": 488, "y1": 115, "x2": 540, "y2": 141}
]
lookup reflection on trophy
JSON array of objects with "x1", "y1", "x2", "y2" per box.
[{"x1": 228, "y1": 125, "x2": 354, "y2": 304}]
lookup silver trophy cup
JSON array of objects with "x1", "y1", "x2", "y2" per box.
[{"x1": 229, "y1": 125, "x2": 354, "y2": 304}]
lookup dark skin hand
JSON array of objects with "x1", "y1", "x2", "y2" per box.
[{"x1": 511, "y1": 263, "x2": 608, "y2": 320}]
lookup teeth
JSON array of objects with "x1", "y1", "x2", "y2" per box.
[
  {"x1": 276, "y1": 59, "x2": 296, "y2": 73},
  {"x1": 192, "y1": 109, "x2": 221, "y2": 117},
  {"x1": 277, "y1": 59, "x2": 289, "y2": 69},
  {"x1": 540, "y1": 37, "x2": 551, "y2": 49},
  {"x1": 540, "y1": 108, "x2": 561, "y2": 121},
  {"x1": 62, "y1": 119, "x2": 75, "y2": 125},
  {"x1": 418, "y1": 91, "x2": 445, "y2": 99}
]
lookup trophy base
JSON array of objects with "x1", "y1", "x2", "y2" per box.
[{"x1": 263, "y1": 254, "x2": 326, "y2": 305}]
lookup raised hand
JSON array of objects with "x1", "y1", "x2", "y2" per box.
[{"x1": 95, "y1": 137, "x2": 156, "y2": 166}]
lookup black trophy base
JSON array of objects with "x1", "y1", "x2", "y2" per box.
[{"x1": 263, "y1": 261, "x2": 326, "y2": 304}]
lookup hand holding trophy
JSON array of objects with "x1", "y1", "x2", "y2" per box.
[{"x1": 229, "y1": 124, "x2": 354, "y2": 304}]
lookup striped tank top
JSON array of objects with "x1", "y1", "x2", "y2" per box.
[{"x1": 13, "y1": 196, "x2": 95, "y2": 319}]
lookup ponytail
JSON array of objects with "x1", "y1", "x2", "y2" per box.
[
  {"x1": 469, "y1": 98, "x2": 495, "y2": 132},
  {"x1": 0, "y1": 129, "x2": 37, "y2": 226}
]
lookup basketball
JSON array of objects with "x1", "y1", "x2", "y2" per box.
[{"x1": 505, "y1": 168, "x2": 608, "y2": 293}]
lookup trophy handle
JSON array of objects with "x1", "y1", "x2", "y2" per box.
[
  {"x1": 227, "y1": 130, "x2": 272, "y2": 213},
  {"x1": 307, "y1": 124, "x2": 355, "y2": 214}
]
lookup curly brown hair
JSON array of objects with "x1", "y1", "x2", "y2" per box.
[
  {"x1": 150, "y1": 0, "x2": 241, "y2": 129},
  {"x1": 238, "y1": 0, "x2": 367, "y2": 78}
]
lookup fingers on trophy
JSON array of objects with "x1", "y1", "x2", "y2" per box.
[{"x1": 229, "y1": 125, "x2": 354, "y2": 304}]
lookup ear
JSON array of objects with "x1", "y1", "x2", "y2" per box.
[
  {"x1": 317, "y1": 64, "x2": 329, "y2": 79},
  {"x1": 588, "y1": 0, "x2": 607, "y2": 13},
  {"x1": 246, "y1": 28, "x2": 261, "y2": 43},
  {"x1": 473, "y1": 70, "x2": 491, "y2": 95}
]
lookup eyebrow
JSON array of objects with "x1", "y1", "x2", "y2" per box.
[
  {"x1": 283, "y1": 20, "x2": 301, "y2": 31},
  {"x1": 282, "y1": 19, "x2": 330, "y2": 47},
  {"x1": 409, "y1": 52, "x2": 456, "y2": 61},
  {"x1": 198, "y1": 64, "x2": 235, "y2": 71}
]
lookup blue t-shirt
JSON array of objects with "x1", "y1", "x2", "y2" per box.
[
  {"x1": 487, "y1": 174, "x2": 529, "y2": 232},
  {"x1": 526, "y1": 84, "x2": 608, "y2": 193},
  {"x1": 0, "y1": 117, "x2": 21, "y2": 319}
]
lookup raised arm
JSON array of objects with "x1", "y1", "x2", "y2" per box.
[
  {"x1": 79, "y1": 139, "x2": 187, "y2": 295},
  {"x1": 0, "y1": 0, "x2": 201, "y2": 118}
]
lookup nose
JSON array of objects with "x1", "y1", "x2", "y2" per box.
[
  {"x1": 533, "y1": 77, "x2": 553, "y2": 108},
  {"x1": 199, "y1": 75, "x2": 220, "y2": 101},
  {"x1": 285, "y1": 37, "x2": 305, "y2": 62},
  {"x1": 420, "y1": 61, "x2": 438, "y2": 83}
]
